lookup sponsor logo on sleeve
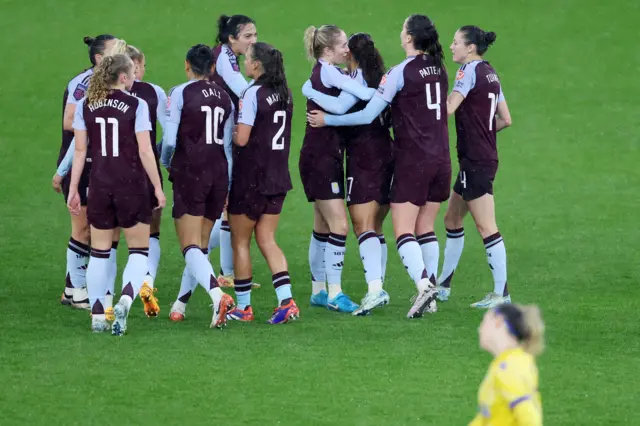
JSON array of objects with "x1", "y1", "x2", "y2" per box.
[
  {"x1": 377, "y1": 74, "x2": 387, "y2": 94},
  {"x1": 73, "y1": 83, "x2": 88, "y2": 101},
  {"x1": 456, "y1": 70, "x2": 465, "y2": 81}
]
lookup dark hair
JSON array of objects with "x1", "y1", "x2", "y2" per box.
[
  {"x1": 83, "y1": 34, "x2": 116, "y2": 66},
  {"x1": 494, "y1": 304, "x2": 545, "y2": 356},
  {"x1": 405, "y1": 15, "x2": 445, "y2": 70},
  {"x1": 348, "y1": 33, "x2": 386, "y2": 88},
  {"x1": 216, "y1": 14, "x2": 255, "y2": 45},
  {"x1": 459, "y1": 26, "x2": 497, "y2": 56},
  {"x1": 186, "y1": 44, "x2": 213, "y2": 76},
  {"x1": 251, "y1": 42, "x2": 289, "y2": 109}
]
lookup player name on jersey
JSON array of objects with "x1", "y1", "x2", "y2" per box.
[
  {"x1": 87, "y1": 98, "x2": 131, "y2": 113},
  {"x1": 202, "y1": 87, "x2": 222, "y2": 99},
  {"x1": 418, "y1": 66, "x2": 441, "y2": 78}
]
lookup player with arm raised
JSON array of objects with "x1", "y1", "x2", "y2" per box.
[
  {"x1": 210, "y1": 14, "x2": 258, "y2": 287},
  {"x1": 471, "y1": 304, "x2": 544, "y2": 426},
  {"x1": 437, "y1": 27, "x2": 513, "y2": 308},
  {"x1": 162, "y1": 44, "x2": 235, "y2": 329},
  {"x1": 53, "y1": 34, "x2": 117, "y2": 310},
  {"x1": 67, "y1": 54, "x2": 165, "y2": 334},
  {"x1": 225, "y1": 42, "x2": 298, "y2": 324},
  {"x1": 307, "y1": 15, "x2": 451, "y2": 318},
  {"x1": 302, "y1": 33, "x2": 393, "y2": 316}
]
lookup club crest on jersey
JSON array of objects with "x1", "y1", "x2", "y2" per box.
[
  {"x1": 73, "y1": 83, "x2": 88, "y2": 101},
  {"x1": 456, "y1": 70, "x2": 465, "y2": 81},
  {"x1": 379, "y1": 74, "x2": 387, "y2": 86}
]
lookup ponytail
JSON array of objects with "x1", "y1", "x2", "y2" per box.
[
  {"x1": 105, "y1": 39, "x2": 128, "y2": 57},
  {"x1": 348, "y1": 33, "x2": 386, "y2": 87},
  {"x1": 125, "y1": 45, "x2": 144, "y2": 63},
  {"x1": 83, "y1": 34, "x2": 116, "y2": 66},
  {"x1": 251, "y1": 42, "x2": 289, "y2": 109},
  {"x1": 303, "y1": 24, "x2": 343, "y2": 62},
  {"x1": 406, "y1": 14, "x2": 445, "y2": 71},
  {"x1": 459, "y1": 26, "x2": 497, "y2": 56},
  {"x1": 86, "y1": 54, "x2": 133, "y2": 104},
  {"x1": 495, "y1": 304, "x2": 546, "y2": 357}
]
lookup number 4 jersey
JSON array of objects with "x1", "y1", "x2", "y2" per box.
[
  {"x1": 235, "y1": 84, "x2": 293, "y2": 196},
  {"x1": 73, "y1": 90, "x2": 152, "y2": 192},
  {"x1": 452, "y1": 60, "x2": 505, "y2": 165}
]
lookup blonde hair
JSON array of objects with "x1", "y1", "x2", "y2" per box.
[
  {"x1": 87, "y1": 54, "x2": 133, "y2": 104},
  {"x1": 125, "y1": 45, "x2": 144, "y2": 63},
  {"x1": 105, "y1": 39, "x2": 128, "y2": 56},
  {"x1": 495, "y1": 303, "x2": 545, "y2": 356},
  {"x1": 303, "y1": 25, "x2": 343, "y2": 62}
]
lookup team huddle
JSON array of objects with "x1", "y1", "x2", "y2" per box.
[{"x1": 50, "y1": 12, "x2": 546, "y2": 425}]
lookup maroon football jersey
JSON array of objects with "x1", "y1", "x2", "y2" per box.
[
  {"x1": 75, "y1": 90, "x2": 152, "y2": 193},
  {"x1": 235, "y1": 84, "x2": 294, "y2": 195},
  {"x1": 130, "y1": 81, "x2": 159, "y2": 146},
  {"x1": 301, "y1": 61, "x2": 345, "y2": 161},
  {"x1": 168, "y1": 80, "x2": 234, "y2": 181},
  {"x1": 59, "y1": 68, "x2": 93, "y2": 166},
  {"x1": 453, "y1": 60, "x2": 503, "y2": 164},
  {"x1": 377, "y1": 55, "x2": 449, "y2": 164}
]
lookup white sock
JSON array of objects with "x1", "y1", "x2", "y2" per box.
[
  {"x1": 86, "y1": 248, "x2": 109, "y2": 314},
  {"x1": 234, "y1": 277, "x2": 252, "y2": 309},
  {"x1": 177, "y1": 267, "x2": 198, "y2": 303},
  {"x1": 148, "y1": 233, "x2": 161, "y2": 279},
  {"x1": 396, "y1": 234, "x2": 428, "y2": 289},
  {"x1": 208, "y1": 218, "x2": 222, "y2": 251},
  {"x1": 67, "y1": 238, "x2": 89, "y2": 288},
  {"x1": 418, "y1": 232, "x2": 439, "y2": 285},
  {"x1": 358, "y1": 231, "x2": 383, "y2": 289},
  {"x1": 484, "y1": 233, "x2": 508, "y2": 296},
  {"x1": 378, "y1": 235, "x2": 388, "y2": 283},
  {"x1": 309, "y1": 231, "x2": 327, "y2": 292},
  {"x1": 438, "y1": 228, "x2": 465, "y2": 288},
  {"x1": 273, "y1": 272, "x2": 293, "y2": 303},
  {"x1": 106, "y1": 243, "x2": 118, "y2": 299},
  {"x1": 121, "y1": 248, "x2": 149, "y2": 301},
  {"x1": 184, "y1": 245, "x2": 217, "y2": 291},
  {"x1": 326, "y1": 233, "x2": 346, "y2": 296},
  {"x1": 219, "y1": 220, "x2": 233, "y2": 276},
  {"x1": 208, "y1": 287, "x2": 223, "y2": 306}
]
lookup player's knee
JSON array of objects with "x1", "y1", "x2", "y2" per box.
[
  {"x1": 330, "y1": 219, "x2": 349, "y2": 236},
  {"x1": 444, "y1": 210, "x2": 463, "y2": 230},
  {"x1": 475, "y1": 222, "x2": 498, "y2": 239},
  {"x1": 72, "y1": 225, "x2": 90, "y2": 244}
]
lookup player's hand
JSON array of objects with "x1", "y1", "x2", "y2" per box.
[
  {"x1": 232, "y1": 125, "x2": 238, "y2": 145},
  {"x1": 154, "y1": 186, "x2": 166, "y2": 210},
  {"x1": 224, "y1": 195, "x2": 229, "y2": 210},
  {"x1": 307, "y1": 110, "x2": 326, "y2": 128},
  {"x1": 52, "y1": 173, "x2": 63, "y2": 193},
  {"x1": 67, "y1": 189, "x2": 81, "y2": 215},
  {"x1": 301, "y1": 80, "x2": 313, "y2": 99}
]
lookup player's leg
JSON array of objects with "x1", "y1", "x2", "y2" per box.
[
  {"x1": 315, "y1": 198, "x2": 358, "y2": 313},
  {"x1": 62, "y1": 208, "x2": 90, "y2": 309},
  {"x1": 467, "y1": 193, "x2": 510, "y2": 308},
  {"x1": 375, "y1": 204, "x2": 390, "y2": 284},
  {"x1": 438, "y1": 191, "x2": 468, "y2": 300},
  {"x1": 415, "y1": 202, "x2": 442, "y2": 285},
  {"x1": 227, "y1": 213, "x2": 256, "y2": 321},
  {"x1": 350, "y1": 201, "x2": 389, "y2": 316},
  {"x1": 208, "y1": 215, "x2": 222, "y2": 251},
  {"x1": 309, "y1": 202, "x2": 330, "y2": 307},
  {"x1": 218, "y1": 210, "x2": 234, "y2": 284},
  {"x1": 255, "y1": 213, "x2": 300, "y2": 324},
  {"x1": 112, "y1": 222, "x2": 151, "y2": 336},
  {"x1": 86, "y1": 226, "x2": 112, "y2": 332},
  {"x1": 105, "y1": 228, "x2": 120, "y2": 320},
  {"x1": 146, "y1": 208, "x2": 162, "y2": 287},
  {"x1": 391, "y1": 202, "x2": 437, "y2": 318}
]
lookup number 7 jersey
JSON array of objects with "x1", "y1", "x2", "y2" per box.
[{"x1": 452, "y1": 60, "x2": 505, "y2": 164}]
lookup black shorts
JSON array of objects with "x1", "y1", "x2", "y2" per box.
[
  {"x1": 61, "y1": 167, "x2": 90, "y2": 206},
  {"x1": 453, "y1": 163, "x2": 498, "y2": 201},
  {"x1": 228, "y1": 190, "x2": 286, "y2": 222},
  {"x1": 172, "y1": 173, "x2": 228, "y2": 222},
  {"x1": 88, "y1": 188, "x2": 152, "y2": 230},
  {"x1": 299, "y1": 153, "x2": 344, "y2": 203}
]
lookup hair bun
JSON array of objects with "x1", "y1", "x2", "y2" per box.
[
  {"x1": 484, "y1": 31, "x2": 497, "y2": 45},
  {"x1": 83, "y1": 36, "x2": 95, "y2": 46}
]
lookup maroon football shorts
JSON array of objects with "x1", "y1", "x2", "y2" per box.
[
  {"x1": 228, "y1": 187, "x2": 286, "y2": 222},
  {"x1": 345, "y1": 141, "x2": 393, "y2": 206},
  {"x1": 390, "y1": 159, "x2": 451, "y2": 206},
  {"x1": 299, "y1": 153, "x2": 345, "y2": 203},
  {"x1": 172, "y1": 174, "x2": 228, "y2": 222},
  {"x1": 453, "y1": 161, "x2": 498, "y2": 201},
  {"x1": 87, "y1": 187, "x2": 152, "y2": 230},
  {"x1": 62, "y1": 164, "x2": 90, "y2": 206}
]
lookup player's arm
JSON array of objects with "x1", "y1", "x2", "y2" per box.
[
  {"x1": 310, "y1": 96, "x2": 387, "y2": 127},
  {"x1": 68, "y1": 101, "x2": 87, "y2": 213},
  {"x1": 495, "y1": 368, "x2": 542, "y2": 426},
  {"x1": 218, "y1": 55, "x2": 249, "y2": 98},
  {"x1": 301, "y1": 80, "x2": 359, "y2": 115},
  {"x1": 56, "y1": 137, "x2": 76, "y2": 178},
  {"x1": 234, "y1": 87, "x2": 257, "y2": 147},
  {"x1": 64, "y1": 77, "x2": 88, "y2": 131},
  {"x1": 322, "y1": 65, "x2": 375, "y2": 101},
  {"x1": 448, "y1": 66, "x2": 476, "y2": 116},
  {"x1": 495, "y1": 90, "x2": 512, "y2": 131},
  {"x1": 63, "y1": 104, "x2": 76, "y2": 131},
  {"x1": 135, "y1": 99, "x2": 165, "y2": 208},
  {"x1": 223, "y1": 107, "x2": 235, "y2": 189},
  {"x1": 160, "y1": 86, "x2": 183, "y2": 169},
  {"x1": 153, "y1": 83, "x2": 168, "y2": 136}
]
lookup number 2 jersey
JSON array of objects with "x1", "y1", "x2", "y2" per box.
[
  {"x1": 73, "y1": 90, "x2": 152, "y2": 192},
  {"x1": 235, "y1": 84, "x2": 293, "y2": 196},
  {"x1": 453, "y1": 60, "x2": 505, "y2": 166},
  {"x1": 376, "y1": 54, "x2": 449, "y2": 165}
]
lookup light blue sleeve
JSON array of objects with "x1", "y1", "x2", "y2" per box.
[
  {"x1": 135, "y1": 99, "x2": 153, "y2": 133},
  {"x1": 452, "y1": 63, "x2": 477, "y2": 98},
  {"x1": 152, "y1": 83, "x2": 168, "y2": 134},
  {"x1": 160, "y1": 122, "x2": 178, "y2": 168},
  {"x1": 217, "y1": 53, "x2": 249, "y2": 98},
  {"x1": 341, "y1": 79, "x2": 376, "y2": 101},
  {"x1": 498, "y1": 87, "x2": 505, "y2": 103},
  {"x1": 324, "y1": 96, "x2": 388, "y2": 127},
  {"x1": 238, "y1": 85, "x2": 259, "y2": 126},
  {"x1": 223, "y1": 103, "x2": 235, "y2": 190},
  {"x1": 72, "y1": 99, "x2": 87, "y2": 130},
  {"x1": 56, "y1": 138, "x2": 75, "y2": 177},
  {"x1": 302, "y1": 80, "x2": 358, "y2": 115},
  {"x1": 376, "y1": 64, "x2": 405, "y2": 104}
]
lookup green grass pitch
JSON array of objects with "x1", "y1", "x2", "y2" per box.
[{"x1": 0, "y1": 0, "x2": 638, "y2": 424}]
